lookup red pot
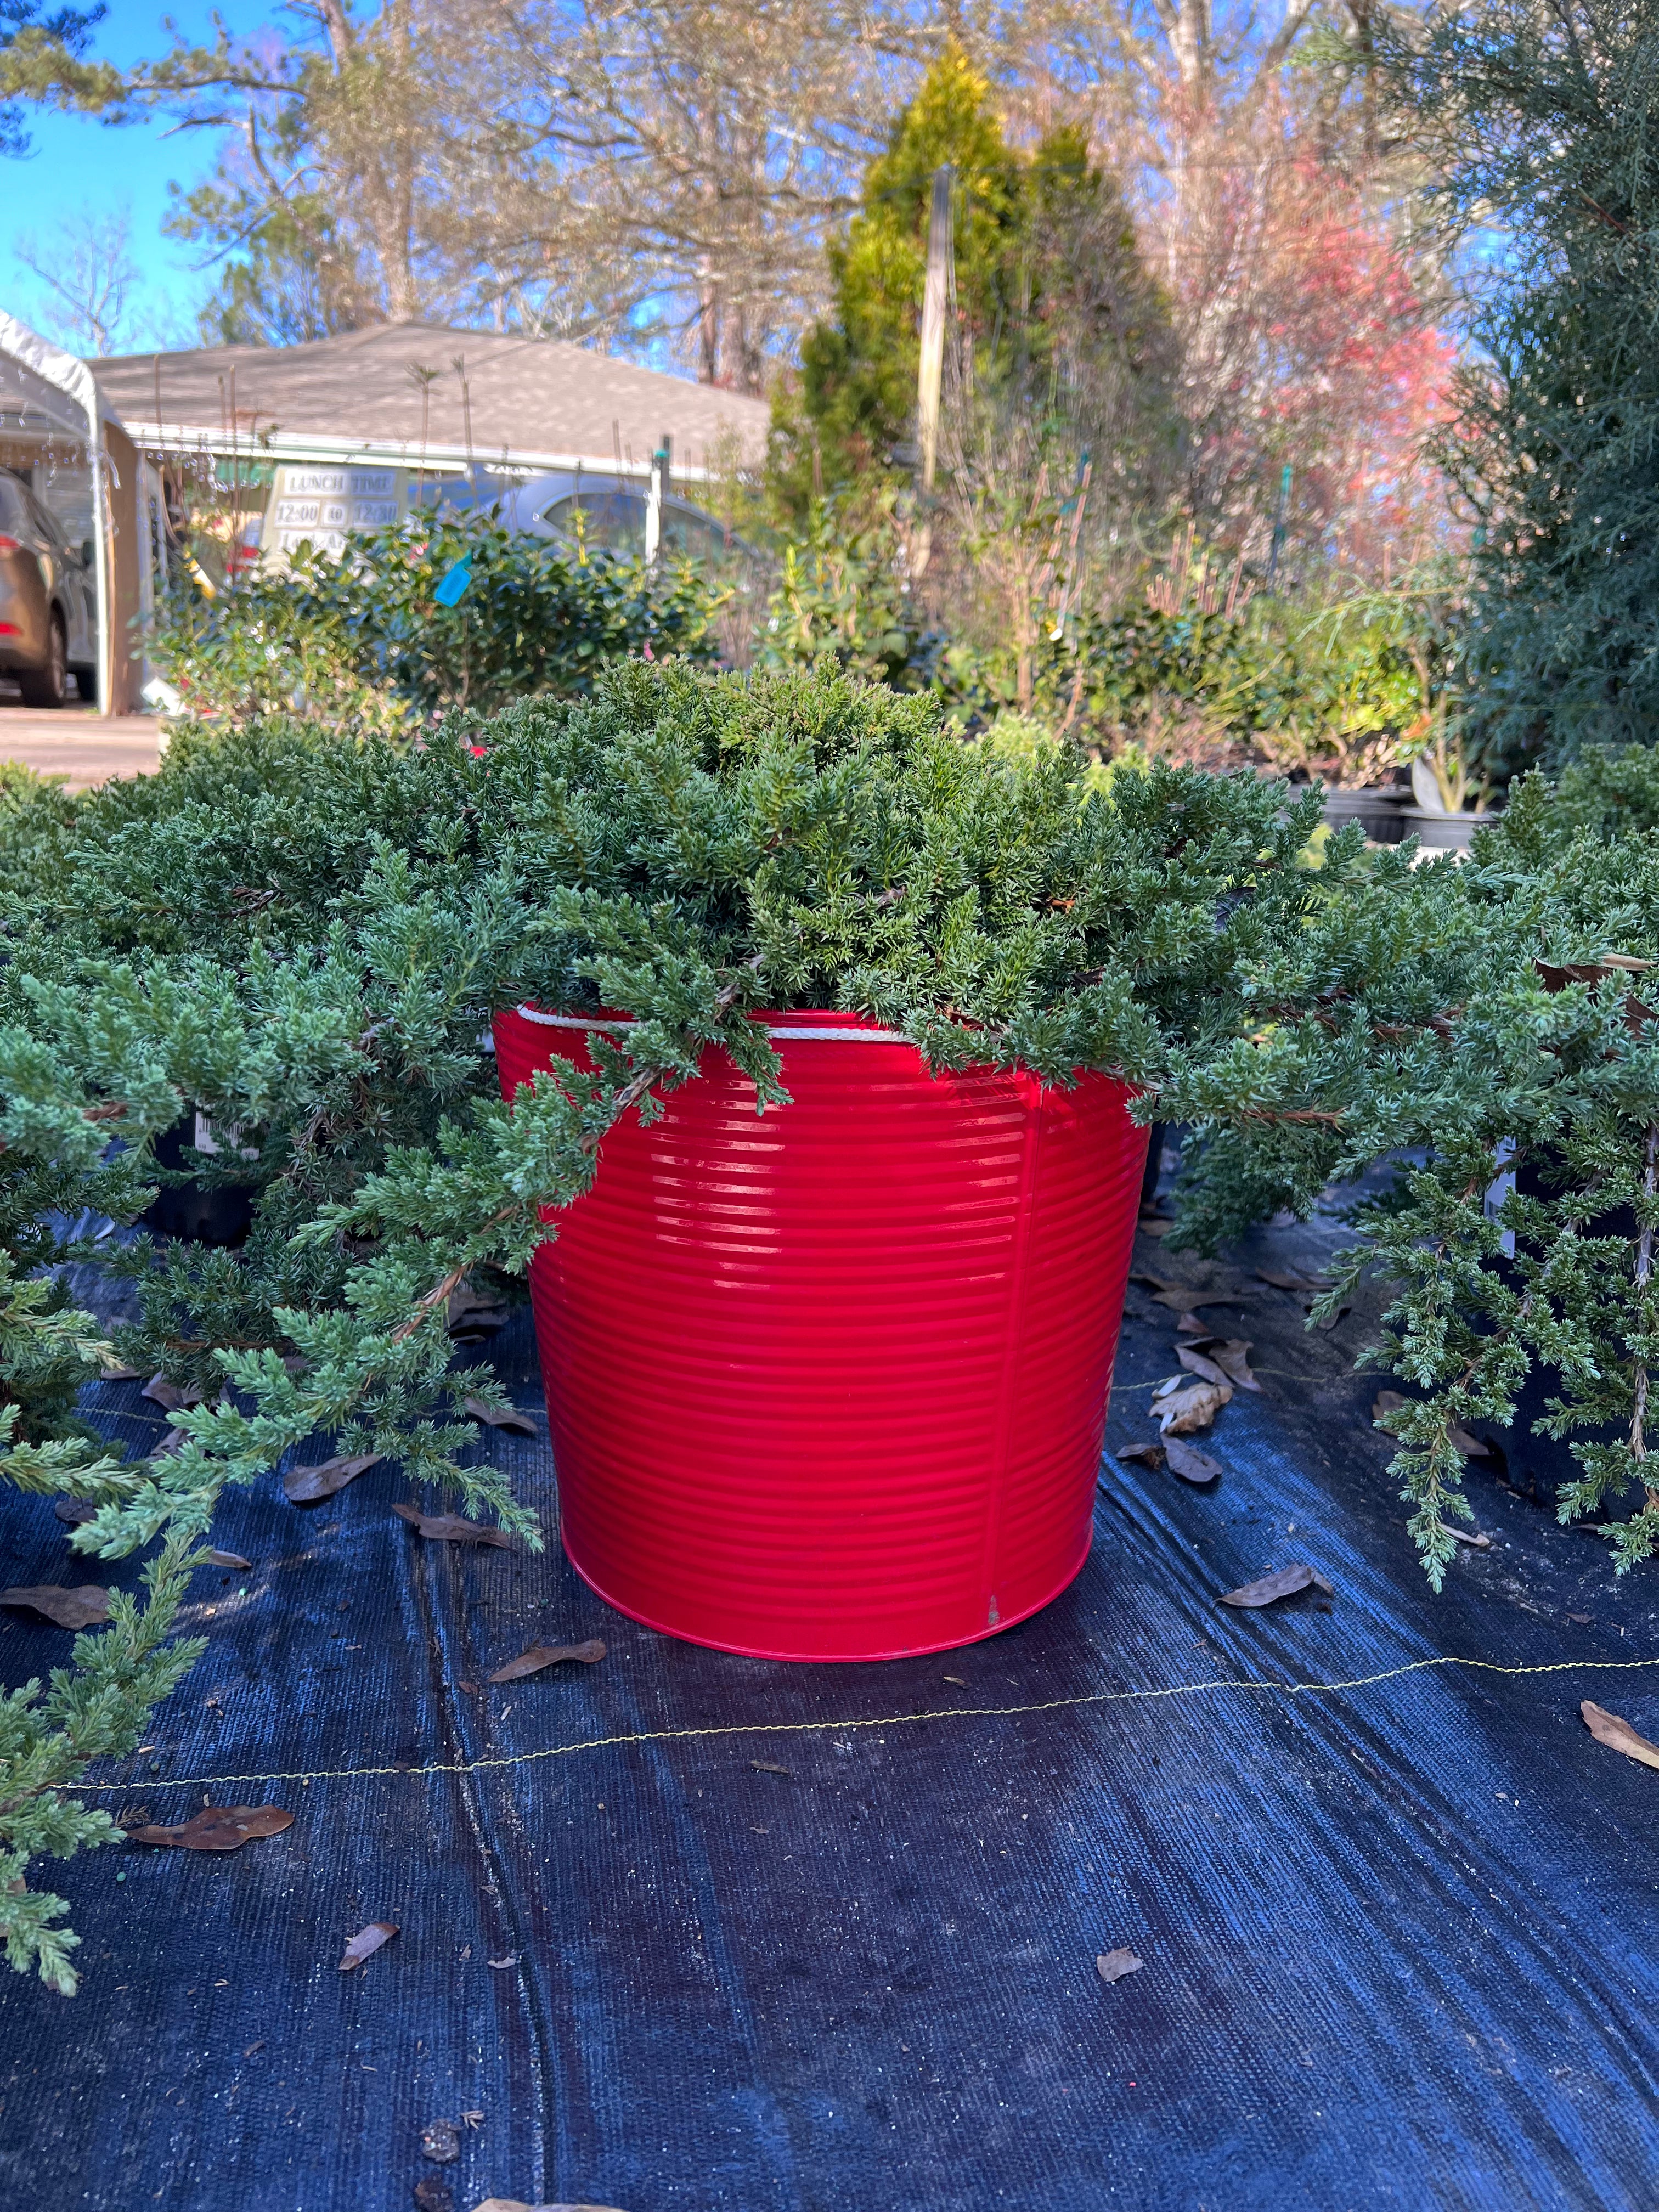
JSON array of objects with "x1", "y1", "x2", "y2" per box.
[{"x1": 493, "y1": 1006, "x2": 1147, "y2": 1661}]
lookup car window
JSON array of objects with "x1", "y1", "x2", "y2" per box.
[
  {"x1": 23, "y1": 493, "x2": 67, "y2": 550},
  {"x1": 0, "y1": 477, "x2": 28, "y2": 536},
  {"x1": 539, "y1": 489, "x2": 648, "y2": 555}
]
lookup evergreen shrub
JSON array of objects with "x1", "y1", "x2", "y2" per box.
[
  {"x1": 148, "y1": 515, "x2": 717, "y2": 730},
  {"x1": 0, "y1": 664, "x2": 1352, "y2": 1983},
  {"x1": 1168, "y1": 770, "x2": 1659, "y2": 1581}
]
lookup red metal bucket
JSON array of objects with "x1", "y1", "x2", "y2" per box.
[{"x1": 493, "y1": 1006, "x2": 1148, "y2": 1661}]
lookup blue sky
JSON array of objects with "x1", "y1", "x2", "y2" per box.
[{"x1": 2, "y1": 0, "x2": 269, "y2": 347}]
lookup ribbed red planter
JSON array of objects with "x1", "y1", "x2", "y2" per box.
[{"x1": 493, "y1": 1006, "x2": 1147, "y2": 1661}]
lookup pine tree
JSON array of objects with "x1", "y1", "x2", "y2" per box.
[
  {"x1": 772, "y1": 44, "x2": 1175, "y2": 515},
  {"x1": 1385, "y1": 0, "x2": 1659, "y2": 766}
]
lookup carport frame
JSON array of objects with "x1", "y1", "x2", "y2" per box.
[{"x1": 0, "y1": 311, "x2": 128, "y2": 715}]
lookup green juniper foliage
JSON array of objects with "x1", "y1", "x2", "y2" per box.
[
  {"x1": 20, "y1": 664, "x2": 1336, "y2": 1533},
  {"x1": 0, "y1": 669, "x2": 1334, "y2": 1995},
  {"x1": 0, "y1": 1008, "x2": 206, "y2": 1993},
  {"x1": 1169, "y1": 754, "x2": 1659, "y2": 1581}
]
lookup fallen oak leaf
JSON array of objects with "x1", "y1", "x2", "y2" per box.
[
  {"x1": 1096, "y1": 1948, "x2": 1144, "y2": 1985},
  {"x1": 53, "y1": 1498, "x2": 98, "y2": 1525},
  {"x1": 487, "y1": 1638, "x2": 605, "y2": 1683},
  {"x1": 1115, "y1": 1441, "x2": 1165, "y2": 1468},
  {"x1": 1154, "y1": 1376, "x2": 1231, "y2": 1434},
  {"x1": 1188, "y1": 1338, "x2": 1260, "y2": 1392},
  {"x1": 283, "y1": 1452, "x2": 382, "y2": 1503},
  {"x1": 142, "y1": 1373, "x2": 206, "y2": 1412},
  {"x1": 1148, "y1": 1287, "x2": 1257, "y2": 1314},
  {"x1": 464, "y1": 1396, "x2": 538, "y2": 1437},
  {"x1": 1256, "y1": 1267, "x2": 1331, "y2": 1294},
  {"x1": 393, "y1": 1504, "x2": 514, "y2": 1547},
  {"x1": 1164, "y1": 1437, "x2": 1223, "y2": 1485},
  {"x1": 0, "y1": 1584, "x2": 110, "y2": 1628},
  {"x1": 1581, "y1": 1700, "x2": 1659, "y2": 1772},
  {"x1": 1176, "y1": 1344, "x2": 1233, "y2": 1390},
  {"x1": 338, "y1": 1921, "x2": 399, "y2": 1972},
  {"x1": 127, "y1": 1804, "x2": 292, "y2": 1851},
  {"x1": 1218, "y1": 1564, "x2": 1334, "y2": 1609}
]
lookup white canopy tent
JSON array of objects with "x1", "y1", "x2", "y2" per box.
[{"x1": 0, "y1": 312, "x2": 133, "y2": 715}]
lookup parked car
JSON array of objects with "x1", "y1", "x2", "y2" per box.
[
  {"x1": 0, "y1": 467, "x2": 98, "y2": 707},
  {"x1": 440, "y1": 469, "x2": 752, "y2": 565}
]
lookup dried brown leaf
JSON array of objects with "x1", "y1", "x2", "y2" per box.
[
  {"x1": 98, "y1": 1362, "x2": 143, "y2": 1381},
  {"x1": 472, "y1": 2202, "x2": 631, "y2": 2212},
  {"x1": 283, "y1": 1452, "x2": 383, "y2": 1503},
  {"x1": 1373, "y1": 1390, "x2": 1407, "y2": 1420},
  {"x1": 127, "y1": 1804, "x2": 293, "y2": 1851},
  {"x1": 392, "y1": 1504, "x2": 513, "y2": 1547},
  {"x1": 1115, "y1": 1441, "x2": 1165, "y2": 1468},
  {"x1": 53, "y1": 1498, "x2": 98, "y2": 1525},
  {"x1": 1581, "y1": 1701, "x2": 1659, "y2": 1772},
  {"x1": 1192, "y1": 1338, "x2": 1260, "y2": 1392},
  {"x1": 1256, "y1": 1268, "x2": 1331, "y2": 1294},
  {"x1": 411, "y1": 2181, "x2": 453, "y2": 2212},
  {"x1": 0, "y1": 1583, "x2": 110, "y2": 1629},
  {"x1": 203, "y1": 1548, "x2": 252, "y2": 1570},
  {"x1": 462, "y1": 1396, "x2": 538, "y2": 1437},
  {"x1": 750, "y1": 1758, "x2": 791, "y2": 1776},
  {"x1": 142, "y1": 1373, "x2": 207, "y2": 1412},
  {"x1": 487, "y1": 1638, "x2": 605, "y2": 1683},
  {"x1": 1096, "y1": 1948, "x2": 1144, "y2": 1985},
  {"x1": 1447, "y1": 1425, "x2": 1491, "y2": 1459},
  {"x1": 1148, "y1": 1288, "x2": 1254, "y2": 1314},
  {"x1": 338, "y1": 1921, "x2": 399, "y2": 1972},
  {"x1": 447, "y1": 1287, "x2": 511, "y2": 1342},
  {"x1": 1164, "y1": 1437, "x2": 1223, "y2": 1485},
  {"x1": 1138, "y1": 1217, "x2": 1173, "y2": 1238},
  {"x1": 1154, "y1": 1378, "x2": 1231, "y2": 1435},
  {"x1": 1218, "y1": 1564, "x2": 1335, "y2": 1609},
  {"x1": 1176, "y1": 1344, "x2": 1232, "y2": 1389}
]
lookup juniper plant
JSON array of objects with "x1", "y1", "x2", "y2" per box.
[
  {"x1": 1169, "y1": 755, "x2": 1659, "y2": 1581},
  {"x1": 0, "y1": 663, "x2": 1346, "y2": 1984}
]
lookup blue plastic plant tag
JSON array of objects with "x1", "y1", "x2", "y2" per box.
[{"x1": 433, "y1": 557, "x2": 473, "y2": 607}]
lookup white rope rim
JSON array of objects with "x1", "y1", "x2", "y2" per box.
[{"x1": 512, "y1": 1006, "x2": 915, "y2": 1046}]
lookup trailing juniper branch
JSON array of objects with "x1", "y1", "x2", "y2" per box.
[{"x1": 1167, "y1": 758, "x2": 1659, "y2": 1582}]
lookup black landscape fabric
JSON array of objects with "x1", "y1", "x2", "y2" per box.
[{"x1": 2, "y1": 1210, "x2": 1657, "y2": 2212}]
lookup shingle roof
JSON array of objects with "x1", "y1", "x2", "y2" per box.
[{"x1": 92, "y1": 323, "x2": 771, "y2": 476}]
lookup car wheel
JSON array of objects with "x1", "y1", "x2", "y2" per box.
[
  {"x1": 69, "y1": 661, "x2": 97, "y2": 707},
  {"x1": 18, "y1": 614, "x2": 66, "y2": 709}
]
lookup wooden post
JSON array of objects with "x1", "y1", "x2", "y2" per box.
[{"x1": 917, "y1": 165, "x2": 953, "y2": 494}]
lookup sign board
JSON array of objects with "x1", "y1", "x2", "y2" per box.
[{"x1": 262, "y1": 464, "x2": 408, "y2": 562}]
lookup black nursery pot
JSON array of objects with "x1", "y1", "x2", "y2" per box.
[
  {"x1": 139, "y1": 1115, "x2": 256, "y2": 1249},
  {"x1": 1320, "y1": 788, "x2": 1410, "y2": 843}
]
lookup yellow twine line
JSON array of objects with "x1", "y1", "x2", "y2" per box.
[{"x1": 77, "y1": 1650, "x2": 1659, "y2": 1796}]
